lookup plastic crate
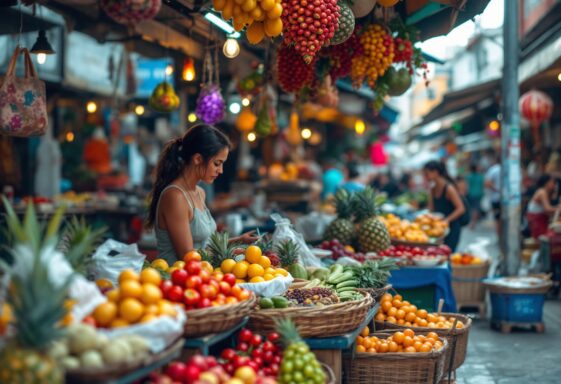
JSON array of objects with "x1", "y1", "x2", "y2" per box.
[
  {"x1": 490, "y1": 293, "x2": 545, "y2": 323},
  {"x1": 397, "y1": 285, "x2": 437, "y2": 312}
]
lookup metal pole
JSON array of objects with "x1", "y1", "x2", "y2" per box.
[{"x1": 500, "y1": 0, "x2": 521, "y2": 276}]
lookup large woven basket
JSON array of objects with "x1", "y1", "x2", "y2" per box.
[
  {"x1": 343, "y1": 332, "x2": 448, "y2": 384},
  {"x1": 248, "y1": 291, "x2": 373, "y2": 338},
  {"x1": 375, "y1": 312, "x2": 472, "y2": 373},
  {"x1": 451, "y1": 262, "x2": 489, "y2": 307},
  {"x1": 359, "y1": 284, "x2": 392, "y2": 304},
  {"x1": 184, "y1": 294, "x2": 256, "y2": 337},
  {"x1": 65, "y1": 338, "x2": 183, "y2": 384}
]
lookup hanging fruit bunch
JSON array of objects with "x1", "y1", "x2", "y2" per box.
[
  {"x1": 276, "y1": 44, "x2": 316, "y2": 93},
  {"x1": 213, "y1": 0, "x2": 283, "y2": 44},
  {"x1": 315, "y1": 74, "x2": 339, "y2": 108},
  {"x1": 330, "y1": 1, "x2": 355, "y2": 45},
  {"x1": 351, "y1": 24, "x2": 395, "y2": 89},
  {"x1": 236, "y1": 63, "x2": 266, "y2": 96},
  {"x1": 195, "y1": 50, "x2": 225, "y2": 125},
  {"x1": 320, "y1": 26, "x2": 362, "y2": 81},
  {"x1": 281, "y1": 0, "x2": 341, "y2": 64},
  {"x1": 149, "y1": 82, "x2": 180, "y2": 113},
  {"x1": 101, "y1": 0, "x2": 161, "y2": 24}
]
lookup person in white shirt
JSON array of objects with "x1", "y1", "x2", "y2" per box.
[{"x1": 485, "y1": 157, "x2": 501, "y2": 237}]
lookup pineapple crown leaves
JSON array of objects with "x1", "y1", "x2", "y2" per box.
[
  {"x1": 352, "y1": 187, "x2": 382, "y2": 222},
  {"x1": 206, "y1": 231, "x2": 242, "y2": 267},
  {"x1": 58, "y1": 216, "x2": 107, "y2": 274},
  {"x1": 274, "y1": 239, "x2": 300, "y2": 266},
  {"x1": 333, "y1": 188, "x2": 353, "y2": 219},
  {"x1": 274, "y1": 317, "x2": 303, "y2": 347}
]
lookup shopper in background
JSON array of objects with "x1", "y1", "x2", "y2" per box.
[
  {"x1": 340, "y1": 162, "x2": 367, "y2": 193},
  {"x1": 423, "y1": 161, "x2": 466, "y2": 251},
  {"x1": 466, "y1": 164, "x2": 485, "y2": 228},
  {"x1": 485, "y1": 155, "x2": 502, "y2": 238},
  {"x1": 146, "y1": 125, "x2": 257, "y2": 263},
  {"x1": 321, "y1": 160, "x2": 345, "y2": 200},
  {"x1": 527, "y1": 174, "x2": 559, "y2": 238}
]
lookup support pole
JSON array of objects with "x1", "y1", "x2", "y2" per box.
[{"x1": 500, "y1": 0, "x2": 521, "y2": 276}]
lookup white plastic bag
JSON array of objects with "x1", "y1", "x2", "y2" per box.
[
  {"x1": 271, "y1": 214, "x2": 323, "y2": 267},
  {"x1": 90, "y1": 239, "x2": 146, "y2": 286},
  {"x1": 98, "y1": 308, "x2": 186, "y2": 353},
  {"x1": 238, "y1": 274, "x2": 294, "y2": 298},
  {"x1": 295, "y1": 212, "x2": 335, "y2": 242}
]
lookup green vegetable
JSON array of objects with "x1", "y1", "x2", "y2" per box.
[
  {"x1": 336, "y1": 280, "x2": 358, "y2": 289},
  {"x1": 259, "y1": 298, "x2": 274, "y2": 309},
  {"x1": 329, "y1": 271, "x2": 354, "y2": 285},
  {"x1": 351, "y1": 258, "x2": 398, "y2": 289},
  {"x1": 272, "y1": 296, "x2": 289, "y2": 308}
]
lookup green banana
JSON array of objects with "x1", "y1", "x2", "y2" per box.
[
  {"x1": 329, "y1": 271, "x2": 355, "y2": 285},
  {"x1": 336, "y1": 280, "x2": 358, "y2": 289}
]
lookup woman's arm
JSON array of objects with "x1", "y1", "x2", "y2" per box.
[
  {"x1": 445, "y1": 185, "x2": 466, "y2": 223},
  {"x1": 536, "y1": 189, "x2": 558, "y2": 214},
  {"x1": 427, "y1": 189, "x2": 434, "y2": 211},
  {"x1": 160, "y1": 189, "x2": 194, "y2": 258}
]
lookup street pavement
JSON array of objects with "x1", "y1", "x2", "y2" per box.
[{"x1": 453, "y1": 222, "x2": 561, "y2": 383}]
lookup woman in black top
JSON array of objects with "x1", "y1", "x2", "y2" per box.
[{"x1": 423, "y1": 161, "x2": 466, "y2": 251}]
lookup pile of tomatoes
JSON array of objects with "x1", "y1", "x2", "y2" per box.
[
  {"x1": 160, "y1": 251, "x2": 251, "y2": 310},
  {"x1": 220, "y1": 329, "x2": 283, "y2": 378}
]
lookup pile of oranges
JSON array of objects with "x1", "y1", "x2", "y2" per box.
[
  {"x1": 149, "y1": 257, "x2": 215, "y2": 277},
  {"x1": 216, "y1": 245, "x2": 289, "y2": 284},
  {"x1": 376, "y1": 293, "x2": 464, "y2": 329},
  {"x1": 356, "y1": 326, "x2": 444, "y2": 353},
  {"x1": 90, "y1": 268, "x2": 177, "y2": 328}
]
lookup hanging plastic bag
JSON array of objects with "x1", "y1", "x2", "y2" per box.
[
  {"x1": 238, "y1": 275, "x2": 293, "y2": 298},
  {"x1": 270, "y1": 214, "x2": 323, "y2": 267},
  {"x1": 90, "y1": 239, "x2": 146, "y2": 286},
  {"x1": 295, "y1": 212, "x2": 335, "y2": 242}
]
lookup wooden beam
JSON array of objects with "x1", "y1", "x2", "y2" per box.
[{"x1": 135, "y1": 19, "x2": 204, "y2": 58}]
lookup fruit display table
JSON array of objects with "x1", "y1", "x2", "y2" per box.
[
  {"x1": 389, "y1": 263, "x2": 457, "y2": 312},
  {"x1": 303, "y1": 304, "x2": 379, "y2": 383},
  {"x1": 184, "y1": 317, "x2": 249, "y2": 356}
]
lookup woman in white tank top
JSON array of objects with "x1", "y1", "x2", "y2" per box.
[
  {"x1": 145, "y1": 125, "x2": 258, "y2": 262},
  {"x1": 527, "y1": 174, "x2": 558, "y2": 238}
]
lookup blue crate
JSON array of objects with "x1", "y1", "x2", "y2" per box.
[{"x1": 490, "y1": 292, "x2": 545, "y2": 323}]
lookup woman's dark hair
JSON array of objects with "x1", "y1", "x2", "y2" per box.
[
  {"x1": 536, "y1": 174, "x2": 552, "y2": 189},
  {"x1": 347, "y1": 162, "x2": 360, "y2": 179},
  {"x1": 146, "y1": 125, "x2": 230, "y2": 228},
  {"x1": 423, "y1": 160, "x2": 456, "y2": 185}
]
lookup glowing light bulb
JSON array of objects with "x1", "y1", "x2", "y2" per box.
[
  {"x1": 135, "y1": 105, "x2": 145, "y2": 116},
  {"x1": 247, "y1": 132, "x2": 256, "y2": 142},
  {"x1": 489, "y1": 120, "x2": 500, "y2": 131},
  {"x1": 242, "y1": 97, "x2": 250, "y2": 107},
  {"x1": 165, "y1": 64, "x2": 174, "y2": 76},
  {"x1": 301, "y1": 128, "x2": 312, "y2": 140},
  {"x1": 66, "y1": 132, "x2": 75, "y2": 142},
  {"x1": 188, "y1": 113, "x2": 197, "y2": 123},
  {"x1": 37, "y1": 53, "x2": 46, "y2": 65},
  {"x1": 355, "y1": 119, "x2": 366, "y2": 135},
  {"x1": 223, "y1": 38, "x2": 240, "y2": 59},
  {"x1": 229, "y1": 102, "x2": 241, "y2": 114},
  {"x1": 558, "y1": 72, "x2": 561, "y2": 82},
  {"x1": 86, "y1": 101, "x2": 97, "y2": 114},
  {"x1": 182, "y1": 58, "x2": 195, "y2": 82}
]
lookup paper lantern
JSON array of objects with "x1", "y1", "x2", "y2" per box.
[{"x1": 519, "y1": 89, "x2": 553, "y2": 146}]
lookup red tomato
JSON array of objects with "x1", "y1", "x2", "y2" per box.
[
  {"x1": 205, "y1": 356, "x2": 218, "y2": 368},
  {"x1": 251, "y1": 348, "x2": 263, "y2": 359},
  {"x1": 237, "y1": 341, "x2": 250, "y2": 352},
  {"x1": 224, "y1": 362, "x2": 235, "y2": 374},
  {"x1": 221, "y1": 348, "x2": 237, "y2": 361},
  {"x1": 186, "y1": 260, "x2": 202, "y2": 275},
  {"x1": 167, "y1": 285, "x2": 184, "y2": 302},
  {"x1": 171, "y1": 269, "x2": 188, "y2": 286},
  {"x1": 160, "y1": 280, "x2": 174, "y2": 296},
  {"x1": 183, "y1": 288, "x2": 200, "y2": 306},
  {"x1": 263, "y1": 351, "x2": 273, "y2": 363},
  {"x1": 262, "y1": 340, "x2": 275, "y2": 352},
  {"x1": 247, "y1": 361, "x2": 259, "y2": 372},
  {"x1": 199, "y1": 270, "x2": 211, "y2": 284},
  {"x1": 233, "y1": 355, "x2": 250, "y2": 368},
  {"x1": 252, "y1": 356, "x2": 263, "y2": 368},
  {"x1": 164, "y1": 362, "x2": 188, "y2": 382},
  {"x1": 269, "y1": 363, "x2": 279, "y2": 375},
  {"x1": 250, "y1": 334, "x2": 263, "y2": 347},
  {"x1": 222, "y1": 273, "x2": 236, "y2": 286},
  {"x1": 267, "y1": 332, "x2": 280, "y2": 343},
  {"x1": 218, "y1": 281, "x2": 231, "y2": 295},
  {"x1": 185, "y1": 275, "x2": 202, "y2": 289},
  {"x1": 183, "y1": 363, "x2": 202, "y2": 382},
  {"x1": 197, "y1": 298, "x2": 212, "y2": 308},
  {"x1": 200, "y1": 284, "x2": 218, "y2": 300},
  {"x1": 239, "y1": 329, "x2": 253, "y2": 343},
  {"x1": 272, "y1": 355, "x2": 281, "y2": 365}
]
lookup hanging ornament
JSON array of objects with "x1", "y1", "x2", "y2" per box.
[
  {"x1": 350, "y1": 0, "x2": 376, "y2": 18},
  {"x1": 101, "y1": 0, "x2": 161, "y2": 24},
  {"x1": 236, "y1": 107, "x2": 257, "y2": 132},
  {"x1": 519, "y1": 89, "x2": 553, "y2": 147},
  {"x1": 330, "y1": 1, "x2": 355, "y2": 45},
  {"x1": 148, "y1": 82, "x2": 180, "y2": 113},
  {"x1": 286, "y1": 110, "x2": 302, "y2": 146},
  {"x1": 195, "y1": 48, "x2": 225, "y2": 125}
]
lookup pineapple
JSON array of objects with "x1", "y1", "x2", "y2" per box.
[
  {"x1": 58, "y1": 216, "x2": 107, "y2": 274},
  {"x1": 0, "y1": 198, "x2": 71, "y2": 383},
  {"x1": 275, "y1": 240, "x2": 307, "y2": 279},
  {"x1": 275, "y1": 318, "x2": 326, "y2": 384},
  {"x1": 206, "y1": 231, "x2": 238, "y2": 268},
  {"x1": 323, "y1": 189, "x2": 356, "y2": 245},
  {"x1": 353, "y1": 187, "x2": 391, "y2": 253}
]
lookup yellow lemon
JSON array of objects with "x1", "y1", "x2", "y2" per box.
[
  {"x1": 248, "y1": 264, "x2": 265, "y2": 278},
  {"x1": 275, "y1": 268, "x2": 288, "y2": 277},
  {"x1": 233, "y1": 262, "x2": 249, "y2": 279},
  {"x1": 151, "y1": 258, "x2": 169, "y2": 271},
  {"x1": 263, "y1": 273, "x2": 275, "y2": 281},
  {"x1": 258, "y1": 256, "x2": 271, "y2": 269},
  {"x1": 245, "y1": 245, "x2": 262, "y2": 264},
  {"x1": 172, "y1": 261, "x2": 185, "y2": 270},
  {"x1": 250, "y1": 276, "x2": 265, "y2": 283},
  {"x1": 265, "y1": 267, "x2": 276, "y2": 275},
  {"x1": 221, "y1": 259, "x2": 237, "y2": 273}
]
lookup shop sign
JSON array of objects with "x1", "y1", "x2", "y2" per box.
[{"x1": 134, "y1": 56, "x2": 174, "y2": 98}]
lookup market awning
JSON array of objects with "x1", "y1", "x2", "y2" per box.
[{"x1": 413, "y1": 78, "x2": 501, "y2": 128}]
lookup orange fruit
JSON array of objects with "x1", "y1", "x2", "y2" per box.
[
  {"x1": 275, "y1": 268, "x2": 288, "y2": 277},
  {"x1": 394, "y1": 294, "x2": 403, "y2": 301},
  {"x1": 239, "y1": 260, "x2": 250, "y2": 267},
  {"x1": 378, "y1": 342, "x2": 389, "y2": 353},
  {"x1": 93, "y1": 302, "x2": 117, "y2": 327},
  {"x1": 247, "y1": 264, "x2": 265, "y2": 278},
  {"x1": 387, "y1": 307, "x2": 397, "y2": 318},
  {"x1": 264, "y1": 17, "x2": 282, "y2": 37},
  {"x1": 141, "y1": 283, "x2": 163, "y2": 305},
  {"x1": 366, "y1": 348, "x2": 377, "y2": 353},
  {"x1": 158, "y1": 300, "x2": 177, "y2": 317},
  {"x1": 249, "y1": 276, "x2": 265, "y2": 283},
  {"x1": 151, "y1": 259, "x2": 169, "y2": 271},
  {"x1": 392, "y1": 299, "x2": 402, "y2": 308},
  {"x1": 110, "y1": 317, "x2": 130, "y2": 328},
  {"x1": 225, "y1": 296, "x2": 238, "y2": 305},
  {"x1": 245, "y1": 245, "x2": 262, "y2": 263},
  {"x1": 456, "y1": 321, "x2": 464, "y2": 329},
  {"x1": 119, "y1": 269, "x2": 139, "y2": 284},
  {"x1": 263, "y1": 273, "x2": 275, "y2": 281},
  {"x1": 356, "y1": 335, "x2": 364, "y2": 345},
  {"x1": 381, "y1": 301, "x2": 392, "y2": 313},
  {"x1": 120, "y1": 280, "x2": 143, "y2": 299},
  {"x1": 361, "y1": 326, "x2": 370, "y2": 337},
  {"x1": 375, "y1": 312, "x2": 386, "y2": 321},
  {"x1": 405, "y1": 346, "x2": 417, "y2": 353},
  {"x1": 403, "y1": 336, "x2": 414, "y2": 348},
  {"x1": 119, "y1": 298, "x2": 144, "y2": 323},
  {"x1": 426, "y1": 332, "x2": 439, "y2": 340},
  {"x1": 427, "y1": 314, "x2": 438, "y2": 323},
  {"x1": 393, "y1": 332, "x2": 405, "y2": 344},
  {"x1": 397, "y1": 319, "x2": 405, "y2": 325},
  {"x1": 246, "y1": 21, "x2": 265, "y2": 44},
  {"x1": 221, "y1": 259, "x2": 237, "y2": 273},
  {"x1": 140, "y1": 268, "x2": 162, "y2": 286},
  {"x1": 140, "y1": 313, "x2": 157, "y2": 323},
  {"x1": 106, "y1": 289, "x2": 120, "y2": 303},
  {"x1": 381, "y1": 293, "x2": 393, "y2": 302},
  {"x1": 416, "y1": 309, "x2": 428, "y2": 319},
  {"x1": 414, "y1": 341, "x2": 423, "y2": 351},
  {"x1": 388, "y1": 341, "x2": 398, "y2": 352},
  {"x1": 201, "y1": 261, "x2": 214, "y2": 274},
  {"x1": 258, "y1": 256, "x2": 272, "y2": 269},
  {"x1": 233, "y1": 263, "x2": 249, "y2": 279},
  {"x1": 356, "y1": 345, "x2": 366, "y2": 352},
  {"x1": 96, "y1": 278, "x2": 113, "y2": 291},
  {"x1": 183, "y1": 250, "x2": 201, "y2": 262},
  {"x1": 434, "y1": 341, "x2": 444, "y2": 350},
  {"x1": 405, "y1": 312, "x2": 417, "y2": 323},
  {"x1": 420, "y1": 343, "x2": 433, "y2": 352},
  {"x1": 409, "y1": 305, "x2": 418, "y2": 313},
  {"x1": 403, "y1": 328, "x2": 415, "y2": 338},
  {"x1": 172, "y1": 261, "x2": 185, "y2": 270},
  {"x1": 386, "y1": 316, "x2": 397, "y2": 323},
  {"x1": 236, "y1": 278, "x2": 246, "y2": 284},
  {"x1": 145, "y1": 304, "x2": 159, "y2": 315},
  {"x1": 396, "y1": 309, "x2": 406, "y2": 320},
  {"x1": 260, "y1": 0, "x2": 275, "y2": 11},
  {"x1": 362, "y1": 338, "x2": 371, "y2": 350},
  {"x1": 267, "y1": 2, "x2": 282, "y2": 19}
]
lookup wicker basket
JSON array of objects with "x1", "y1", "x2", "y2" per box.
[
  {"x1": 184, "y1": 294, "x2": 256, "y2": 337},
  {"x1": 248, "y1": 292, "x2": 373, "y2": 338},
  {"x1": 322, "y1": 363, "x2": 336, "y2": 384},
  {"x1": 359, "y1": 284, "x2": 392, "y2": 304},
  {"x1": 343, "y1": 332, "x2": 448, "y2": 384},
  {"x1": 375, "y1": 312, "x2": 472, "y2": 372},
  {"x1": 290, "y1": 279, "x2": 310, "y2": 289},
  {"x1": 451, "y1": 262, "x2": 489, "y2": 308},
  {"x1": 65, "y1": 338, "x2": 183, "y2": 384}
]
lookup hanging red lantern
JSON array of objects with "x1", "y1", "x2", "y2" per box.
[{"x1": 519, "y1": 89, "x2": 553, "y2": 147}]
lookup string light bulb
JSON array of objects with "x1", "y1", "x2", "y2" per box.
[
  {"x1": 242, "y1": 97, "x2": 250, "y2": 107},
  {"x1": 188, "y1": 113, "x2": 197, "y2": 123},
  {"x1": 182, "y1": 58, "x2": 195, "y2": 81},
  {"x1": 355, "y1": 119, "x2": 366, "y2": 135},
  {"x1": 66, "y1": 132, "x2": 75, "y2": 142},
  {"x1": 223, "y1": 38, "x2": 240, "y2": 59},
  {"x1": 135, "y1": 105, "x2": 145, "y2": 116},
  {"x1": 165, "y1": 64, "x2": 174, "y2": 76},
  {"x1": 301, "y1": 128, "x2": 312, "y2": 140},
  {"x1": 37, "y1": 53, "x2": 46, "y2": 65},
  {"x1": 86, "y1": 101, "x2": 97, "y2": 114},
  {"x1": 247, "y1": 132, "x2": 256, "y2": 142}
]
